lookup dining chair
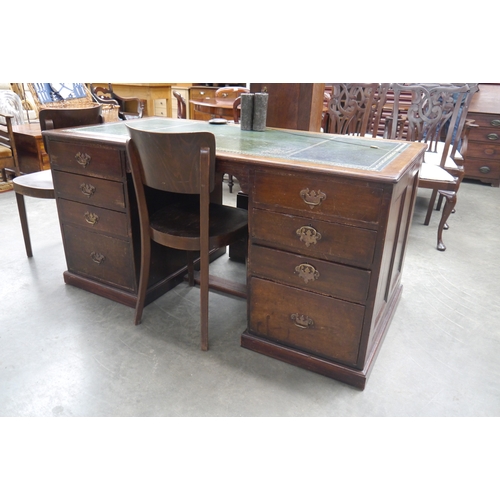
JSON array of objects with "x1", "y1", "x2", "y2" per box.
[
  {"x1": 387, "y1": 83, "x2": 472, "y2": 251},
  {"x1": 12, "y1": 105, "x2": 103, "y2": 257},
  {"x1": 0, "y1": 113, "x2": 17, "y2": 183},
  {"x1": 324, "y1": 83, "x2": 387, "y2": 137},
  {"x1": 90, "y1": 83, "x2": 145, "y2": 120},
  {"x1": 125, "y1": 125, "x2": 248, "y2": 351},
  {"x1": 0, "y1": 90, "x2": 25, "y2": 181},
  {"x1": 173, "y1": 91, "x2": 187, "y2": 119}
]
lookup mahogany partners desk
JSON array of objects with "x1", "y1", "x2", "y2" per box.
[{"x1": 43, "y1": 118, "x2": 426, "y2": 389}]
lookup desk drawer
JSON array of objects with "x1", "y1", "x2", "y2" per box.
[
  {"x1": 467, "y1": 113, "x2": 500, "y2": 129},
  {"x1": 250, "y1": 245, "x2": 370, "y2": 304},
  {"x1": 63, "y1": 225, "x2": 136, "y2": 291},
  {"x1": 58, "y1": 198, "x2": 130, "y2": 238},
  {"x1": 249, "y1": 277, "x2": 364, "y2": 366},
  {"x1": 48, "y1": 140, "x2": 123, "y2": 180},
  {"x1": 464, "y1": 158, "x2": 500, "y2": 180},
  {"x1": 466, "y1": 142, "x2": 500, "y2": 160},
  {"x1": 468, "y1": 126, "x2": 500, "y2": 144},
  {"x1": 253, "y1": 171, "x2": 383, "y2": 224},
  {"x1": 190, "y1": 88, "x2": 216, "y2": 100},
  {"x1": 252, "y1": 208, "x2": 377, "y2": 268},
  {"x1": 53, "y1": 170, "x2": 126, "y2": 211}
]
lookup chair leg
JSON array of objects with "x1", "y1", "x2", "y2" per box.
[
  {"x1": 187, "y1": 251, "x2": 195, "y2": 286},
  {"x1": 134, "y1": 241, "x2": 151, "y2": 325},
  {"x1": 228, "y1": 175, "x2": 234, "y2": 193},
  {"x1": 15, "y1": 192, "x2": 33, "y2": 258},
  {"x1": 424, "y1": 189, "x2": 438, "y2": 226},
  {"x1": 200, "y1": 252, "x2": 209, "y2": 351},
  {"x1": 436, "y1": 190, "x2": 457, "y2": 251}
]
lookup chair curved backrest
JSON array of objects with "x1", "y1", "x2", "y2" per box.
[
  {"x1": 173, "y1": 91, "x2": 187, "y2": 119},
  {"x1": 39, "y1": 105, "x2": 103, "y2": 150},
  {"x1": 389, "y1": 83, "x2": 470, "y2": 166},
  {"x1": 126, "y1": 127, "x2": 216, "y2": 194},
  {"x1": 325, "y1": 83, "x2": 380, "y2": 136}
]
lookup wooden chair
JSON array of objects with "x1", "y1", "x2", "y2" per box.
[
  {"x1": 28, "y1": 83, "x2": 119, "y2": 122},
  {"x1": 12, "y1": 105, "x2": 103, "y2": 257},
  {"x1": 0, "y1": 112, "x2": 18, "y2": 183},
  {"x1": 387, "y1": 83, "x2": 472, "y2": 251},
  {"x1": 324, "y1": 83, "x2": 381, "y2": 136},
  {"x1": 125, "y1": 125, "x2": 248, "y2": 351},
  {"x1": 173, "y1": 91, "x2": 187, "y2": 119},
  {"x1": 90, "y1": 83, "x2": 145, "y2": 120}
]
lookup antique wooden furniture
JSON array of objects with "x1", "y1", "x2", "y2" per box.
[
  {"x1": 125, "y1": 126, "x2": 248, "y2": 350},
  {"x1": 386, "y1": 83, "x2": 472, "y2": 251},
  {"x1": 0, "y1": 112, "x2": 18, "y2": 182},
  {"x1": 13, "y1": 106, "x2": 104, "y2": 257},
  {"x1": 12, "y1": 123, "x2": 50, "y2": 173},
  {"x1": 250, "y1": 83, "x2": 325, "y2": 132},
  {"x1": 463, "y1": 84, "x2": 500, "y2": 187},
  {"x1": 96, "y1": 84, "x2": 177, "y2": 118},
  {"x1": 172, "y1": 91, "x2": 187, "y2": 119},
  {"x1": 42, "y1": 117, "x2": 425, "y2": 389},
  {"x1": 90, "y1": 83, "x2": 145, "y2": 120},
  {"x1": 28, "y1": 83, "x2": 119, "y2": 122},
  {"x1": 1, "y1": 90, "x2": 26, "y2": 179},
  {"x1": 324, "y1": 83, "x2": 380, "y2": 136}
]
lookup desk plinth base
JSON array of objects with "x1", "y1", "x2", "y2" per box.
[{"x1": 241, "y1": 284, "x2": 403, "y2": 390}]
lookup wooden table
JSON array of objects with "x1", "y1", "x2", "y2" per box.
[
  {"x1": 12, "y1": 123, "x2": 50, "y2": 174},
  {"x1": 190, "y1": 98, "x2": 236, "y2": 121},
  {"x1": 42, "y1": 118, "x2": 426, "y2": 389}
]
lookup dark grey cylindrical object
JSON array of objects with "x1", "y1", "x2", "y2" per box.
[
  {"x1": 240, "y1": 93, "x2": 254, "y2": 130},
  {"x1": 252, "y1": 92, "x2": 268, "y2": 131}
]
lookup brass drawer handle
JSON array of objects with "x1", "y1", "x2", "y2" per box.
[
  {"x1": 90, "y1": 251, "x2": 105, "y2": 264},
  {"x1": 84, "y1": 211, "x2": 99, "y2": 225},
  {"x1": 479, "y1": 166, "x2": 491, "y2": 174},
  {"x1": 296, "y1": 225, "x2": 322, "y2": 247},
  {"x1": 300, "y1": 188, "x2": 326, "y2": 208},
  {"x1": 487, "y1": 133, "x2": 499, "y2": 141},
  {"x1": 491, "y1": 119, "x2": 500, "y2": 127},
  {"x1": 295, "y1": 263, "x2": 320, "y2": 283},
  {"x1": 80, "y1": 183, "x2": 96, "y2": 197},
  {"x1": 75, "y1": 152, "x2": 91, "y2": 168},
  {"x1": 290, "y1": 313, "x2": 314, "y2": 329}
]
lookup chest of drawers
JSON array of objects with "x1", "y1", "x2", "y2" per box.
[
  {"x1": 46, "y1": 133, "x2": 212, "y2": 308},
  {"x1": 464, "y1": 84, "x2": 500, "y2": 187},
  {"x1": 243, "y1": 160, "x2": 422, "y2": 389}
]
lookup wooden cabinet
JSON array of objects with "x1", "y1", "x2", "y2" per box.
[
  {"x1": 104, "y1": 84, "x2": 174, "y2": 118},
  {"x1": 464, "y1": 84, "x2": 500, "y2": 187},
  {"x1": 189, "y1": 86, "x2": 218, "y2": 120},
  {"x1": 244, "y1": 159, "x2": 421, "y2": 389},
  {"x1": 49, "y1": 139, "x2": 138, "y2": 295}
]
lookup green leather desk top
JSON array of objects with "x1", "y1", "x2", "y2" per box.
[{"x1": 75, "y1": 117, "x2": 409, "y2": 172}]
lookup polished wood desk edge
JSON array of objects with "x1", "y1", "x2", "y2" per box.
[{"x1": 43, "y1": 120, "x2": 426, "y2": 185}]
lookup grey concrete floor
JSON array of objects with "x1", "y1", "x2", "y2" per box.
[{"x1": 0, "y1": 177, "x2": 499, "y2": 417}]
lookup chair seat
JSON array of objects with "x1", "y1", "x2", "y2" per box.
[
  {"x1": 12, "y1": 169, "x2": 55, "y2": 198},
  {"x1": 424, "y1": 149, "x2": 459, "y2": 170},
  {"x1": 0, "y1": 144, "x2": 13, "y2": 158},
  {"x1": 420, "y1": 162, "x2": 455, "y2": 182},
  {"x1": 150, "y1": 202, "x2": 248, "y2": 251}
]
